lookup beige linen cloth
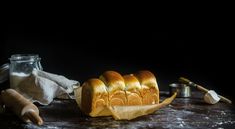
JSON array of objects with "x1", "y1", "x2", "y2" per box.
[
  {"x1": 14, "y1": 69, "x2": 79, "y2": 105},
  {"x1": 74, "y1": 86, "x2": 177, "y2": 120}
]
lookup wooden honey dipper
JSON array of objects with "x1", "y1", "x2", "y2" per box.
[
  {"x1": 179, "y1": 77, "x2": 232, "y2": 104},
  {"x1": 0, "y1": 89, "x2": 43, "y2": 125}
]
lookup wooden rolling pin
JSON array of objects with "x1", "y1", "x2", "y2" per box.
[
  {"x1": 179, "y1": 77, "x2": 232, "y2": 104},
  {"x1": 0, "y1": 89, "x2": 43, "y2": 125}
]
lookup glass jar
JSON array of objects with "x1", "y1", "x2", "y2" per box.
[{"x1": 9, "y1": 54, "x2": 43, "y2": 89}]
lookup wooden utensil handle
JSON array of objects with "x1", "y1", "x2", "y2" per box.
[
  {"x1": 218, "y1": 95, "x2": 232, "y2": 104},
  {"x1": 196, "y1": 85, "x2": 209, "y2": 93}
]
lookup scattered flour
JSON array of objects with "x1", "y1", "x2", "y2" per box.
[
  {"x1": 212, "y1": 121, "x2": 235, "y2": 128},
  {"x1": 24, "y1": 123, "x2": 59, "y2": 129},
  {"x1": 176, "y1": 117, "x2": 182, "y2": 121},
  {"x1": 220, "y1": 111, "x2": 226, "y2": 115},
  {"x1": 162, "y1": 108, "x2": 195, "y2": 129}
]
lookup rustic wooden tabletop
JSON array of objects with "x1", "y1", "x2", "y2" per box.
[{"x1": 0, "y1": 91, "x2": 234, "y2": 129}]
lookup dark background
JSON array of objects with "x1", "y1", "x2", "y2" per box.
[{"x1": 1, "y1": 23, "x2": 234, "y2": 101}]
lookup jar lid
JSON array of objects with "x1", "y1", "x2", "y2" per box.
[
  {"x1": 0, "y1": 63, "x2": 9, "y2": 83},
  {"x1": 9, "y1": 54, "x2": 40, "y2": 62}
]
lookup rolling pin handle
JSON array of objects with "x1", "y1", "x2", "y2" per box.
[
  {"x1": 218, "y1": 95, "x2": 232, "y2": 104},
  {"x1": 196, "y1": 85, "x2": 209, "y2": 93}
]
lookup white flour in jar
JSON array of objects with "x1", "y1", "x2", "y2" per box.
[{"x1": 10, "y1": 72, "x2": 30, "y2": 89}]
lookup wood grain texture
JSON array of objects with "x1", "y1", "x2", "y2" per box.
[{"x1": 0, "y1": 91, "x2": 234, "y2": 129}]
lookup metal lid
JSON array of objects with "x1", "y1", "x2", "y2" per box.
[{"x1": 0, "y1": 63, "x2": 9, "y2": 83}]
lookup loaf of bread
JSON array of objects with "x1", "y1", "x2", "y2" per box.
[{"x1": 81, "y1": 70, "x2": 159, "y2": 117}]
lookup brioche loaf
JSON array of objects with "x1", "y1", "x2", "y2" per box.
[{"x1": 80, "y1": 70, "x2": 159, "y2": 117}]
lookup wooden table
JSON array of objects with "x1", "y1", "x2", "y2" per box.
[{"x1": 0, "y1": 91, "x2": 234, "y2": 129}]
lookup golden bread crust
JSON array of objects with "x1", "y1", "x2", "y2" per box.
[{"x1": 80, "y1": 70, "x2": 160, "y2": 117}]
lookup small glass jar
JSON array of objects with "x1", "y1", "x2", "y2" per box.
[{"x1": 9, "y1": 54, "x2": 43, "y2": 89}]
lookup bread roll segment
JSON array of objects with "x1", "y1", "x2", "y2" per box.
[
  {"x1": 99, "y1": 71, "x2": 126, "y2": 92},
  {"x1": 99, "y1": 71, "x2": 127, "y2": 106},
  {"x1": 134, "y1": 70, "x2": 159, "y2": 104},
  {"x1": 81, "y1": 78, "x2": 109, "y2": 116},
  {"x1": 81, "y1": 70, "x2": 160, "y2": 117},
  {"x1": 123, "y1": 74, "x2": 142, "y2": 105}
]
